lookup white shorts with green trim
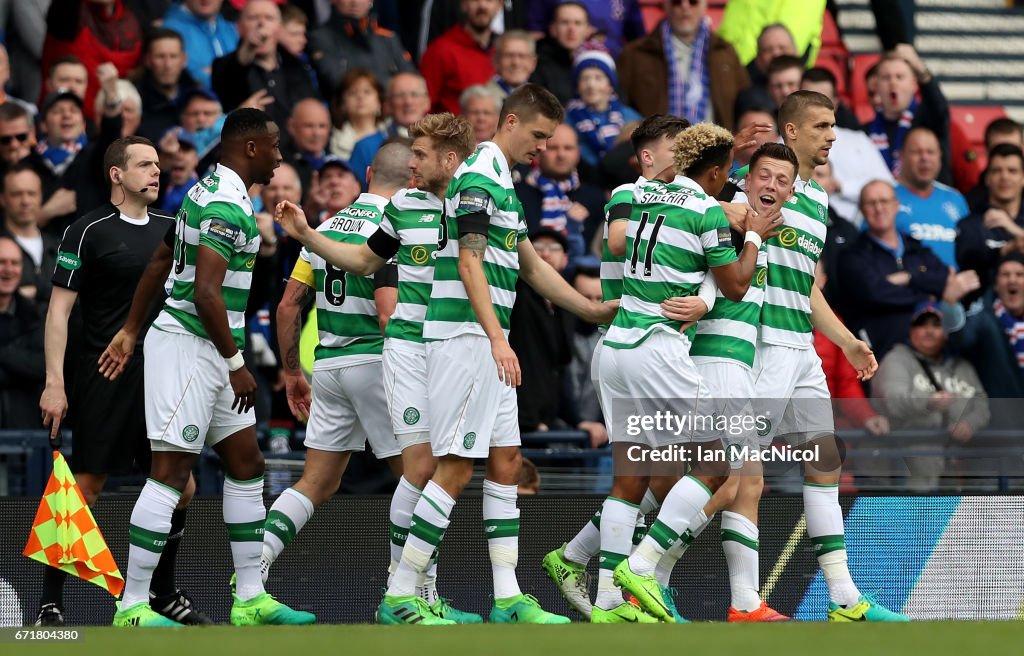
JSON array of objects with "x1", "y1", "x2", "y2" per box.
[
  {"x1": 304, "y1": 361, "x2": 401, "y2": 458},
  {"x1": 751, "y1": 341, "x2": 834, "y2": 445},
  {"x1": 383, "y1": 339, "x2": 430, "y2": 436},
  {"x1": 697, "y1": 359, "x2": 759, "y2": 469},
  {"x1": 425, "y1": 334, "x2": 520, "y2": 459},
  {"x1": 144, "y1": 329, "x2": 255, "y2": 453}
]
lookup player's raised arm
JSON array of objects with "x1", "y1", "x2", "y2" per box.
[
  {"x1": 518, "y1": 238, "x2": 618, "y2": 324},
  {"x1": 98, "y1": 236, "x2": 173, "y2": 380},
  {"x1": 275, "y1": 200, "x2": 386, "y2": 275}
]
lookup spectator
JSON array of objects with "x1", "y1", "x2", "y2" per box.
[
  {"x1": 460, "y1": 85, "x2": 501, "y2": 145},
  {"x1": 515, "y1": 124, "x2": 605, "y2": 263},
  {"x1": 328, "y1": 69, "x2": 385, "y2": 162},
  {"x1": 0, "y1": 103, "x2": 77, "y2": 227},
  {"x1": 420, "y1": 0, "x2": 498, "y2": 115},
  {"x1": 565, "y1": 260, "x2": 607, "y2": 446},
  {"x1": 812, "y1": 259, "x2": 889, "y2": 436},
  {"x1": 732, "y1": 103, "x2": 777, "y2": 170},
  {"x1": 175, "y1": 88, "x2": 224, "y2": 166},
  {"x1": 949, "y1": 254, "x2": 1024, "y2": 400},
  {"x1": 485, "y1": 29, "x2": 537, "y2": 100},
  {"x1": 41, "y1": 0, "x2": 143, "y2": 122},
  {"x1": 956, "y1": 144, "x2": 1024, "y2": 304},
  {"x1": 874, "y1": 301, "x2": 990, "y2": 491},
  {"x1": 864, "y1": 46, "x2": 951, "y2": 185},
  {"x1": 278, "y1": 4, "x2": 319, "y2": 95},
  {"x1": 839, "y1": 179, "x2": 956, "y2": 361},
  {"x1": 42, "y1": 56, "x2": 89, "y2": 104},
  {"x1": 302, "y1": 155, "x2": 361, "y2": 224},
  {"x1": 135, "y1": 28, "x2": 199, "y2": 143},
  {"x1": 0, "y1": 44, "x2": 38, "y2": 117},
  {"x1": 0, "y1": 165, "x2": 59, "y2": 311},
  {"x1": 307, "y1": 0, "x2": 415, "y2": 93},
  {"x1": 157, "y1": 130, "x2": 198, "y2": 213},
  {"x1": 566, "y1": 48, "x2": 642, "y2": 171},
  {"x1": 526, "y1": 0, "x2": 643, "y2": 58},
  {"x1": 811, "y1": 161, "x2": 860, "y2": 308},
  {"x1": 508, "y1": 227, "x2": 575, "y2": 432},
  {"x1": 744, "y1": 24, "x2": 796, "y2": 93},
  {"x1": 348, "y1": 72, "x2": 430, "y2": 188},
  {"x1": 0, "y1": 236, "x2": 44, "y2": 429},
  {"x1": 530, "y1": 1, "x2": 591, "y2": 106},
  {"x1": 895, "y1": 126, "x2": 968, "y2": 270},
  {"x1": 517, "y1": 457, "x2": 540, "y2": 495},
  {"x1": 283, "y1": 98, "x2": 331, "y2": 194},
  {"x1": 801, "y1": 66, "x2": 860, "y2": 131},
  {"x1": 618, "y1": 0, "x2": 750, "y2": 130},
  {"x1": 717, "y1": 0, "x2": 827, "y2": 68},
  {"x1": 211, "y1": 0, "x2": 317, "y2": 129},
  {"x1": 95, "y1": 79, "x2": 142, "y2": 138},
  {"x1": 35, "y1": 71, "x2": 125, "y2": 236},
  {"x1": 258, "y1": 161, "x2": 302, "y2": 302},
  {"x1": 966, "y1": 118, "x2": 1023, "y2": 213},
  {"x1": 765, "y1": 54, "x2": 803, "y2": 109},
  {"x1": 162, "y1": 0, "x2": 239, "y2": 89},
  {"x1": 123, "y1": 0, "x2": 173, "y2": 26}
]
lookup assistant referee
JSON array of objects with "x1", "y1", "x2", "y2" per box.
[{"x1": 37, "y1": 136, "x2": 209, "y2": 626}]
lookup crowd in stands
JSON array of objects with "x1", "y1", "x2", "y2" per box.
[{"x1": 0, "y1": 0, "x2": 1022, "y2": 489}]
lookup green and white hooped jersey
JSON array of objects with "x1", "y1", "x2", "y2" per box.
[
  {"x1": 379, "y1": 188, "x2": 443, "y2": 344},
  {"x1": 732, "y1": 167, "x2": 828, "y2": 349},
  {"x1": 600, "y1": 179, "x2": 643, "y2": 307},
  {"x1": 690, "y1": 240, "x2": 767, "y2": 369},
  {"x1": 303, "y1": 193, "x2": 387, "y2": 369},
  {"x1": 423, "y1": 141, "x2": 528, "y2": 341},
  {"x1": 604, "y1": 176, "x2": 738, "y2": 350},
  {"x1": 155, "y1": 164, "x2": 259, "y2": 349}
]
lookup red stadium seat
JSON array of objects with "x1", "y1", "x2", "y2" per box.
[
  {"x1": 850, "y1": 53, "x2": 882, "y2": 124},
  {"x1": 815, "y1": 47, "x2": 850, "y2": 100},
  {"x1": 949, "y1": 105, "x2": 1009, "y2": 193},
  {"x1": 639, "y1": 0, "x2": 664, "y2": 33},
  {"x1": 950, "y1": 105, "x2": 1008, "y2": 148}
]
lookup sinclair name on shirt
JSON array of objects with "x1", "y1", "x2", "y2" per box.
[{"x1": 638, "y1": 187, "x2": 697, "y2": 206}]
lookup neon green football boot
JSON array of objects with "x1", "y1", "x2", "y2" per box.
[
  {"x1": 430, "y1": 598, "x2": 483, "y2": 623},
  {"x1": 541, "y1": 544, "x2": 592, "y2": 619},
  {"x1": 230, "y1": 592, "x2": 315, "y2": 625},
  {"x1": 377, "y1": 595, "x2": 456, "y2": 625},
  {"x1": 612, "y1": 560, "x2": 674, "y2": 623},
  {"x1": 489, "y1": 594, "x2": 571, "y2": 624},
  {"x1": 591, "y1": 601, "x2": 659, "y2": 623},
  {"x1": 112, "y1": 601, "x2": 184, "y2": 627}
]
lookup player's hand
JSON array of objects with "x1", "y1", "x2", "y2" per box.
[
  {"x1": 490, "y1": 338, "x2": 521, "y2": 387},
  {"x1": 720, "y1": 202, "x2": 750, "y2": 231},
  {"x1": 39, "y1": 384, "x2": 68, "y2": 444},
  {"x1": 98, "y1": 328, "x2": 137, "y2": 380},
  {"x1": 842, "y1": 339, "x2": 877, "y2": 381},
  {"x1": 283, "y1": 371, "x2": 312, "y2": 422},
  {"x1": 229, "y1": 366, "x2": 258, "y2": 414},
  {"x1": 274, "y1": 200, "x2": 310, "y2": 239},
  {"x1": 949, "y1": 420, "x2": 974, "y2": 444},
  {"x1": 661, "y1": 295, "x2": 709, "y2": 322},
  {"x1": 746, "y1": 206, "x2": 783, "y2": 241},
  {"x1": 586, "y1": 299, "x2": 619, "y2": 325},
  {"x1": 864, "y1": 414, "x2": 890, "y2": 436},
  {"x1": 732, "y1": 120, "x2": 774, "y2": 159}
]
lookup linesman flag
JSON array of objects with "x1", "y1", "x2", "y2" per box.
[{"x1": 23, "y1": 451, "x2": 124, "y2": 596}]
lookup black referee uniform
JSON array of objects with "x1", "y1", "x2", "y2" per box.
[{"x1": 51, "y1": 202, "x2": 173, "y2": 474}]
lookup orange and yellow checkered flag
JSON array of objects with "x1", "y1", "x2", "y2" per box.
[{"x1": 23, "y1": 451, "x2": 124, "y2": 597}]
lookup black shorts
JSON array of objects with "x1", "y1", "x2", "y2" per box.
[{"x1": 69, "y1": 352, "x2": 150, "y2": 475}]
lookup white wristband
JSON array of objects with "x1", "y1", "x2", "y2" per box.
[
  {"x1": 225, "y1": 351, "x2": 245, "y2": 372},
  {"x1": 744, "y1": 231, "x2": 763, "y2": 251}
]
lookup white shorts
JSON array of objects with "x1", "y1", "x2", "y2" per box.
[
  {"x1": 590, "y1": 332, "x2": 608, "y2": 423},
  {"x1": 304, "y1": 361, "x2": 400, "y2": 458},
  {"x1": 144, "y1": 329, "x2": 255, "y2": 453},
  {"x1": 599, "y1": 330, "x2": 718, "y2": 445},
  {"x1": 697, "y1": 359, "x2": 759, "y2": 467},
  {"x1": 382, "y1": 340, "x2": 431, "y2": 451},
  {"x1": 751, "y1": 341, "x2": 834, "y2": 444},
  {"x1": 425, "y1": 334, "x2": 520, "y2": 459}
]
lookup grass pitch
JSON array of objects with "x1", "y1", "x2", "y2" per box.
[{"x1": 6, "y1": 622, "x2": 1024, "y2": 656}]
